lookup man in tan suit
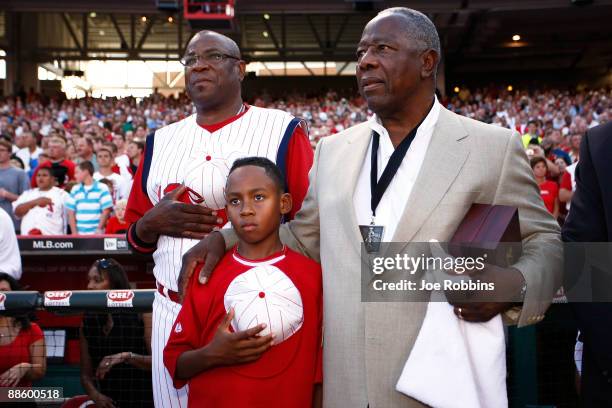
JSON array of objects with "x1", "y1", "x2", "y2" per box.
[{"x1": 180, "y1": 7, "x2": 562, "y2": 407}]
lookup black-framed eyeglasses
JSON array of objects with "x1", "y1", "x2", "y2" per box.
[{"x1": 180, "y1": 52, "x2": 241, "y2": 67}]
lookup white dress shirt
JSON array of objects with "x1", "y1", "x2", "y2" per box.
[{"x1": 353, "y1": 97, "x2": 441, "y2": 241}]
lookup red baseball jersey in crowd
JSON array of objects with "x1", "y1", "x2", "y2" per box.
[
  {"x1": 31, "y1": 160, "x2": 76, "y2": 188},
  {"x1": 164, "y1": 246, "x2": 323, "y2": 408},
  {"x1": 539, "y1": 180, "x2": 559, "y2": 214},
  {"x1": 560, "y1": 171, "x2": 572, "y2": 192},
  {"x1": 105, "y1": 216, "x2": 129, "y2": 234},
  {"x1": 0, "y1": 322, "x2": 43, "y2": 387}
]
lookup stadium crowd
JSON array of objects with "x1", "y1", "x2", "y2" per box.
[{"x1": 0, "y1": 86, "x2": 609, "y2": 241}]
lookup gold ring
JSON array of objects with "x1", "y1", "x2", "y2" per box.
[{"x1": 105, "y1": 362, "x2": 110, "y2": 366}]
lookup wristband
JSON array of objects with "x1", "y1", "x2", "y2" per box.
[{"x1": 127, "y1": 222, "x2": 157, "y2": 253}]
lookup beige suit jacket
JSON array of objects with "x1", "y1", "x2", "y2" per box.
[
  {"x1": 223, "y1": 105, "x2": 562, "y2": 407},
  {"x1": 274, "y1": 106, "x2": 562, "y2": 408}
]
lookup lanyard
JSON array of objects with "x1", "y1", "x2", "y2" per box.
[{"x1": 370, "y1": 111, "x2": 430, "y2": 218}]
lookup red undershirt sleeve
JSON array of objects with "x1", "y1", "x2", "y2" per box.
[
  {"x1": 125, "y1": 152, "x2": 156, "y2": 253},
  {"x1": 285, "y1": 125, "x2": 314, "y2": 220},
  {"x1": 125, "y1": 152, "x2": 153, "y2": 224}
]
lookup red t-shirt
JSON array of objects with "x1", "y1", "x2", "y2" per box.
[
  {"x1": 105, "y1": 216, "x2": 129, "y2": 234},
  {"x1": 164, "y1": 247, "x2": 323, "y2": 408},
  {"x1": 0, "y1": 323, "x2": 44, "y2": 387},
  {"x1": 125, "y1": 107, "x2": 313, "y2": 226},
  {"x1": 539, "y1": 180, "x2": 559, "y2": 214},
  {"x1": 560, "y1": 171, "x2": 572, "y2": 192}
]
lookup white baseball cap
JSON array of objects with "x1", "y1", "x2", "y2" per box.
[
  {"x1": 223, "y1": 251, "x2": 305, "y2": 377},
  {"x1": 184, "y1": 145, "x2": 246, "y2": 210}
]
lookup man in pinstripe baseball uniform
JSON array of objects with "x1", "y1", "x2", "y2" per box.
[{"x1": 125, "y1": 30, "x2": 313, "y2": 407}]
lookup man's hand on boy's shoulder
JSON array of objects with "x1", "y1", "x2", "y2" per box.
[
  {"x1": 202, "y1": 308, "x2": 275, "y2": 368},
  {"x1": 179, "y1": 231, "x2": 227, "y2": 302}
]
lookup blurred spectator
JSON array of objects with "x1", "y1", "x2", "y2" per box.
[
  {"x1": 569, "y1": 133, "x2": 582, "y2": 163},
  {"x1": 75, "y1": 137, "x2": 99, "y2": 172},
  {"x1": 37, "y1": 153, "x2": 50, "y2": 165},
  {"x1": 559, "y1": 161, "x2": 577, "y2": 211},
  {"x1": 66, "y1": 161, "x2": 113, "y2": 235},
  {"x1": 105, "y1": 199, "x2": 129, "y2": 234},
  {"x1": 10, "y1": 154, "x2": 25, "y2": 170},
  {"x1": 546, "y1": 129, "x2": 572, "y2": 165},
  {"x1": 126, "y1": 139, "x2": 144, "y2": 177},
  {"x1": 0, "y1": 208, "x2": 21, "y2": 279},
  {"x1": 15, "y1": 131, "x2": 43, "y2": 173},
  {"x1": 80, "y1": 258, "x2": 152, "y2": 407},
  {"x1": 531, "y1": 156, "x2": 560, "y2": 219},
  {"x1": 112, "y1": 133, "x2": 127, "y2": 157},
  {"x1": 31, "y1": 136, "x2": 75, "y2": 188},
  {"x1": 0, "y1": 273, "x2": 46, "y2": 391},
  {"x1": 12, "y1": 129, "x2": 27, "y2": 153},
  {"x1": 0, "y1": 139, "x2": 30, "y2": 230},
  {"x1": 522, "y1": 120, "x2": 542, "y2": 147},
  {"x1": 13, "y1": 167, "x2": 69, "y2": 235},
  {"x1": 92, "y1": 137, "x2": 106, "y2": 154},
  {"x1": 0, "y1": 86, "x2": 608, "y2": 159},
  {"x1": 93, "y1": 147, "x2": 131, "y2": 202}
]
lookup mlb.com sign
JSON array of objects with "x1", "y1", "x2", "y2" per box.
[{"x1": 107, "y1": 290, "x2": 134, "y2": 307}]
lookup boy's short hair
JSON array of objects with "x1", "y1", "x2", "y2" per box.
[
  {"x1": 0, "y1": 139, "x2": 11, "y2": 151},
  {"x1": 130, "y1": 139, "x2": 145, "y2": 152},
  {"x1": 78, "y1": 160, "x2": 95, "y2": 176},
  {"x1": 530, "y1": 156, "x2": 547, "y2": 169},
  {"x1": 97, "y1": 147, "x2": 113, "y2": 157},
  {"x1": 37, "y1": 166, "x2": 53, "y2": 176},
  {"x1": 229, "y1": 157, "x2": 286, "y2": 193},
  {"x1": 49, "y1": 136, "x2": 67, "y2": 147}
]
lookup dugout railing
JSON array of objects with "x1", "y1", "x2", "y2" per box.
[
  {"x1": 1, "y1": 290, "x2": 155, "y2": 407},
  {"x1": 0, "y1": 292, "x2": 579, "y2": 407}
]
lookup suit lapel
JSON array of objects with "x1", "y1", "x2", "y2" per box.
[
  {"x1": 391, "y1": 107, "x2": 470, "y2": 243},
  {"x1": 336, "y1": 123, "x2": 373, "y2": 257}
]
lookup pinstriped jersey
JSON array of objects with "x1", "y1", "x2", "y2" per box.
[{"x1": 146, "y1": 106, "x2": 295, "y2": 290}]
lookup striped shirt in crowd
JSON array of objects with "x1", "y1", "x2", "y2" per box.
[{"x1": 66, "y1": 180, "x2": 113, "y2": 234}]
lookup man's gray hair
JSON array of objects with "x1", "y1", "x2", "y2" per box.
[{"x1": 378, "y1": 7, "x2": 441, "y2": 57}]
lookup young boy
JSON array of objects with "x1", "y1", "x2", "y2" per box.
[
  {"x1": 13, "y1": 167, "x2": 69, "y2": 235},
  {"x1": 164, "y1": 157, "x2": 323, "y2": 407},
  {"x1": 66, "y1": 161, "x2": 113, "y2": 234}
]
